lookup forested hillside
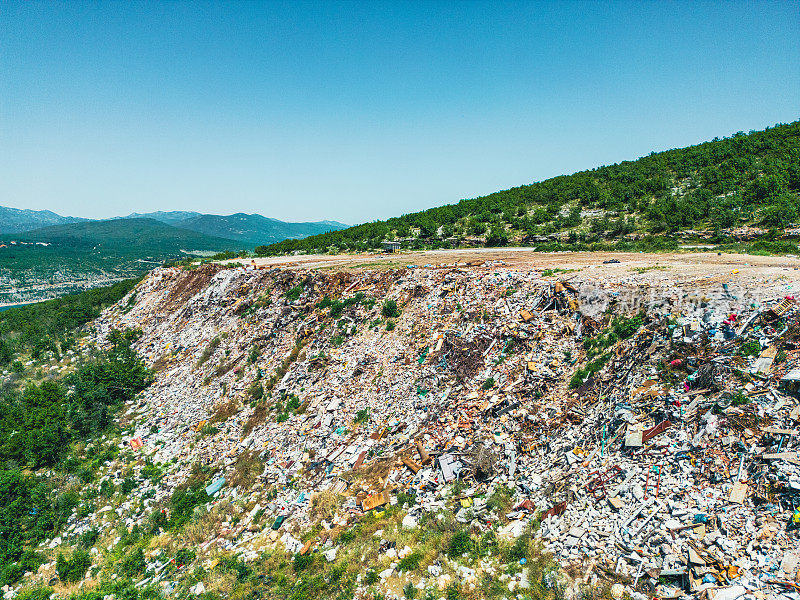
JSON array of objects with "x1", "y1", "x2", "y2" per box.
[
  {"x1": 0, "y1": 220, "x2": 243, "y2": 305},
  {"x1": 257, "y1": 121, "x2": 800, "y2": 255},
  {"x1": 0, "y1": 284, "x2": 151, "y2": 585},
  {"x1": 4, "y1": 218, "x2": 242, "y2": 254}
]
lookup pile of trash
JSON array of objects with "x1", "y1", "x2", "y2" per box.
[{"x1": 21, "y1": 261, "x2": 800, "y2": 600}]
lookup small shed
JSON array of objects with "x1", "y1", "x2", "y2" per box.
[{"x1": 381, "y1": 241, "x2": 401, "y2": 253}]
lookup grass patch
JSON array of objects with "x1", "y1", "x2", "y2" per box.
[
  {"x1": 542, "y1": 268, "x2": 577, "y2": 277},
  {"x1": 228, "y1": 450, "x2": 264, "y2": 489},
  {"x1": 447, "y1": 529, "x2": 473, "y2": 558},
  {"x1": 381, "y1": 299, "x2": 400, "y2": 319},
  {"x1": 630, "y1": 264, "x2": 670, "y2": 273},
  {"x1": 196, "y1": 336, "x2": 220, "y2": 367},
  {"x1": 209, "y1": 398, "x2": 239, "y2": 423}
]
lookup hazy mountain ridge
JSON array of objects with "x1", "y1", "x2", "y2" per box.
[
  {"x1": 171, "y1": 212, "x2": 348, "y2": 245},
  {"x1": 0, "y1": 211, "x2": 345, "y2": 305},
  {"x1": 0, "y1": 207, "x2": 347, "y2": 245},
  {"x1": 121, "y1": 211, "x2": 203, "y2": 225},
  {"x1": 3, "y1": 217, "x2": 245, "y2": 253},
  {"x1": 0, "y1": 206, "x2": 87, "y2": 233}
]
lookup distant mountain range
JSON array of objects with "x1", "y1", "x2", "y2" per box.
[
  {"x1": 4, "y1": 217, "x2": 243, "y2": 254},
  {"x1": 0, "y1": 208, "x2": 349, "y2": 304},
  {"x1": 123, "y1": 211, "x2": 204, "y2": 226},
  {"x1": 0, "y1": 206, "x2": 89, "y2": 233},
  {"x1": 0, "y1": 206, "x2": 348, "y2": 246},
  {"x1": 122, "y1": 211, "x2": 348, "y2": 245},
  {"x1": 0, "y1": 217, "x2": 252, "y2": 305}
]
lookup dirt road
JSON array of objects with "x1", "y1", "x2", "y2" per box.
[{"x1": 230, "y1": 248, "x2": 797, "y2": 278}]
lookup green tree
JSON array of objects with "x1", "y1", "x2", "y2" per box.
[
  {"x1": 56, "y1": 549, "x2": 91, "y2": 583},
  {"x1": 485, "y1": 226, "x2": 509, "y2": 246},
  {"x1": 760, "y1": 194, "x2": 798, "y2": 227},
  {"x1": 710, "y1": 197, "x2": 740, "y2": 229}
]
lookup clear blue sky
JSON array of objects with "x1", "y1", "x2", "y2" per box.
[{"x1": 1, "y1": 1, "x2": 798, "y2": 224}]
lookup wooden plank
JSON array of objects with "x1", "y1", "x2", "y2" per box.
[
  {"x1": 353, "y1": 450, "x2": 367, "y2": 469},
  {"x1": 402, "y1": 457, "x2": 421, "y2": 474},
  {"x1": 762, "y1": 451, "x2": 799, "y2": 459},
  {"x1": 416, "y1": 441, "x2": 432, "y2": 465},
  {"x1": 608, "y1": 496, "x2": 624, "y2": 510},
  {"x1": 642, "y1": 420, "x2": 672, "y2": 443},
  {"x1": 762, "y1": 427, "x2": 798, "y2": 436},
  {"x1": 762, "y1": 451, "x2": 800, "y2": 462}
]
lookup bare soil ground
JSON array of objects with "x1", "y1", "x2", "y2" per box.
[{"x1": 229, "y1": 249, "x2": 800, "y2": 291}]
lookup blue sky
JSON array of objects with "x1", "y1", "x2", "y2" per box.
[{"x1": 1, "y1": 1, "x2": 798, "y2": 224}]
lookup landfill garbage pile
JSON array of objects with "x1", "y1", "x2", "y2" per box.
[{"x1": 13, "y1": 261, "x2": 800, "y2": 600}]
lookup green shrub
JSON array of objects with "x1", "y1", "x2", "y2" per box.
[
  {"x1": 99, "y1": 478, "x2": 115, "y2": 497},
  {"x1": 121, "y1": 477, "x2": 137, "y2": 494},
  {"x1": 249, "y1": 381, "x2": 264, "y2": 401},
  {"x1": 339, "y1": 527, "x2": 358, "y2": 544},
  {"x1": 56, "y1": 549, "x2": 91, "y2": 583},
  {"x1": 197, "y1": 337, "x2": 220, "y2": 367},
  {"x1": 730, "y1": 391, "x2": 750, "y2": 406},
  {"x1": 293, "y1": 553, "x2": 313, "y2": 572},
  {"x1": 506, "y1": 533, "x2": 529, "y2": 562},
  {"x1": 397, "y1": 551, "x2": 423, "y2": 572},
  {"x1": 381, "y1": 300, "x2": 400, "y2": 318},
  {"x1": 216, "y1": 555, "x2": 252, "y2": 582},
  {"x1": 386, "y1": 320, "x2": 396, "y2": 331},
  {"x1": 119, "y1": 547, "x2": 145, "y2": 577},
  {"x1": 569, "y1": 369, "x2": 586, "y2": 388},
  {"x1": 200, "y1": 424, "x2": 219, "y2": 436},
  {"x1": 475, "y1": 530, "x2": 497, "y2": 556},
  {"x1": 446, "y1": 582, "x2": 462, "y2": 600},
  {"x1": 482, "y1": 377, "x2": 495, "y2": 390},
  {"x1": 286, "y1": 395, "x2": 301, "y2": 411},
  {"x1": 0, "y1": 551, "x2": 42, "y2": 586},
  {"x1": 737, "y1": 340, "x2": 761, "y2": 357},
  {"x1": 175, "y1": 548, "x2": 196, "y2": 567},
  {"x1": 248, "y1": 346, "x2": 260, "y2": 364},
  {"x1": 285, "y1": 285, "x2": 304, "y2": 302},
  {"x1": 0, "y1": 564, "x2": 23, "y2": 586},
  {"x1": 612, "y1": 313, "x2": 644, "y2": 339},
  {"x1": 15, "y1": 588, "x2": 53, "y2": 600},
  {"x1": 486, "y1": 484, "x2": 514, "y2": 512},
  {"x1": 447, "y1": 529, "x2": 472, "y2": 558},
  {"x1": 168, "y1": 484, "x2": 210, "y2": 530},
  {"x1": 78, "y1": 528, "x2": 99, "y2": 549}
]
